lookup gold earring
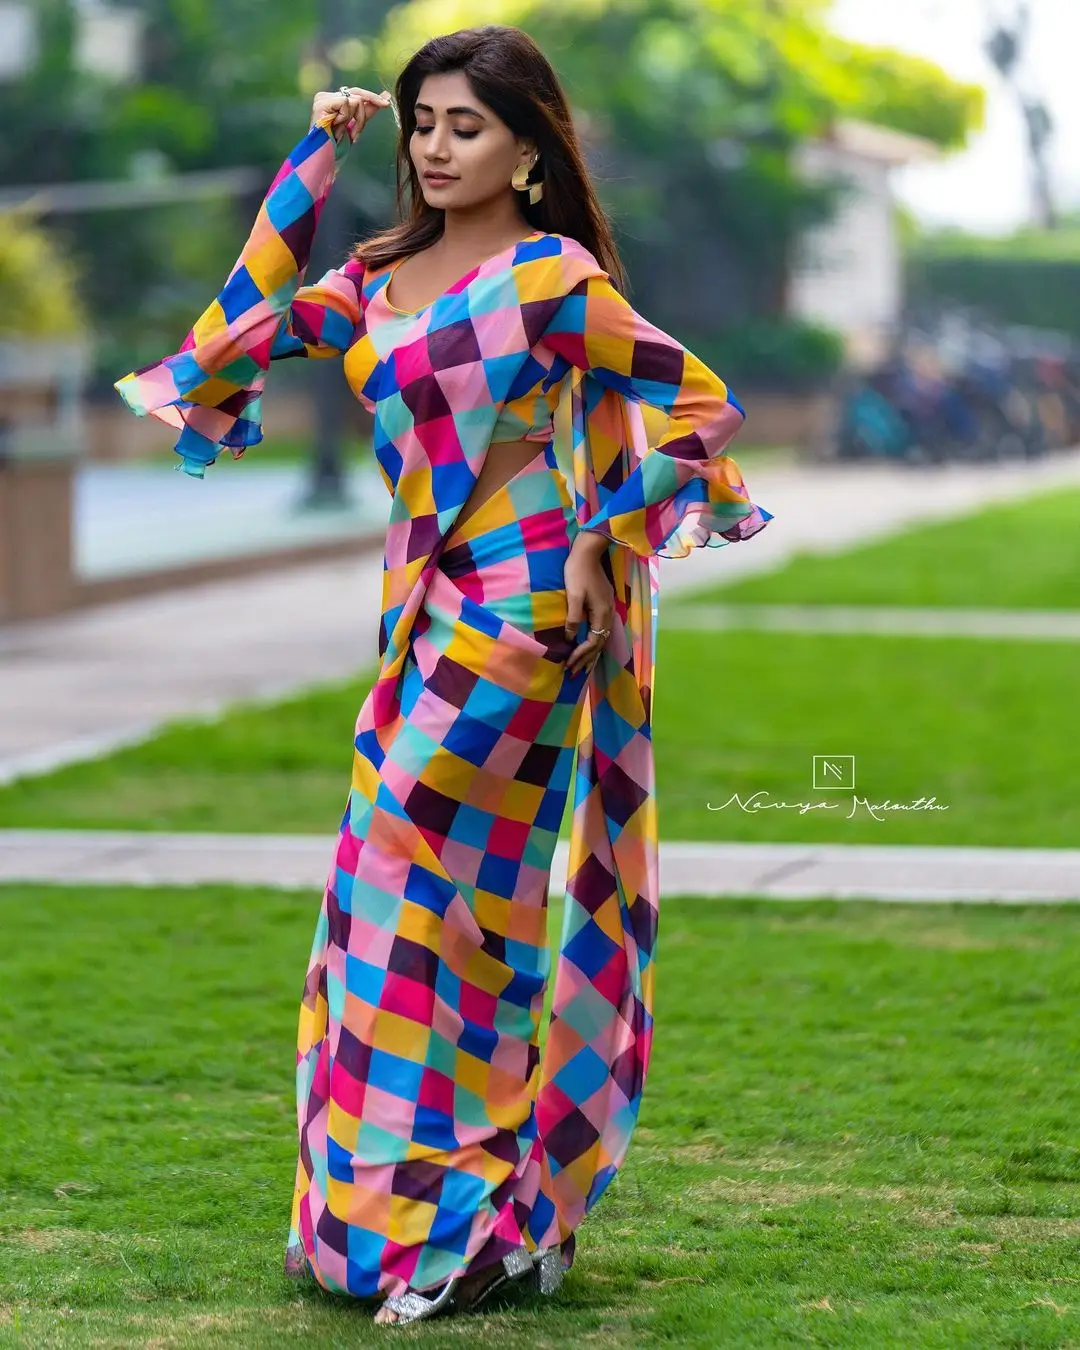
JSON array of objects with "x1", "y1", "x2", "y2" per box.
[{"x1": 512, "y1": 158, "x2": 543, "y2": 205}]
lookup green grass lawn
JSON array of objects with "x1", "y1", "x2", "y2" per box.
[
  {"x1": 1, "y1": 629, "x2": 1077, "y2": 847},
  {"x1": 677, "y1": 484, "x2": 1080, "y2": 611},
  {"x1": 2, "y1": 883, "x2": 1079, "y2": 1347},
  {"x1": 232, "y1": 435, "x2": 373, "y2": 466},
  {"x1": 717, "y1": 443, "x2": 799, "y2": 469},
  {"x1": 241, "y1": 438, "x2": 788, "y2": 471}
]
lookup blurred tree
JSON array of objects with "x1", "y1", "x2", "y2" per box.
[
  {"x1": 981, "y1": 0, "x2": 1056, "y2": 228},
  {"x1": 303, "y1": 0, "x2": 391, "y2": 508},
  {"x1": 0, "y1": 0, "x2": 314, "y2": 185},
  {"x1": 0, "y1": 0, "x2": 324, "y2": 389},
  {"x1": 836, "y1": 43, "x2": 983, "y2": 150},
  {"x1": 377, "y1": 0, "x2": 982, "y2": 320},
  {"x1": 2, "y1": 0, "x2": 982, "y2": 380},
  {"x1": 0, "y1": 212, "x2": 87, "y2": 337}
]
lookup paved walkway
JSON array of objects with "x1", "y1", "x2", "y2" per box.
[
  {"x1": 77, "y1": 462, "x2": 387, "y2": 580},
  {"x1": 3, "y1": 449, "x2": 1080, "y2": 785},
  {"x1": 1, "y1": 831, "x2": 1076, "y2": 902},
  {"x1": 664, "y1": 602, "x2": 1080, "y2": 640}
]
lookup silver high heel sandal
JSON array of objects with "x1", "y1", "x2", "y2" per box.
[
  {"x1": 463, "y1": 1244, "x2": 565, "y2": 1311},
  {"x1": 532, "y1": 1245, "x2": 565, "y2": 1296},
  {"x1": 376, "y1": 1245, "x2": 564, "y2": 1325},
  {"x1": 375, "y1": 1272, "x2": 460, "y2": 1325}
]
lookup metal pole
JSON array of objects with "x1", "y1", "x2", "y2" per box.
[{"x1": 300, "y1": 0, "x2": 353, "y2": 511}]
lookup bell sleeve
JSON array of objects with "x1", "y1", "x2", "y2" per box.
[
  {"x1": 113, "y1": 115, "x2": 365, "y2": 478},
  {"x1": 540, "y1": 272, "x2": 773, "y2": 558}
]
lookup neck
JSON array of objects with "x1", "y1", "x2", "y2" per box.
[{"x1": 434, "y1": 206, "x2": 534, "y2": 255}]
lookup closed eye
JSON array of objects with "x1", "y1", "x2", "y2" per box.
[{"x1": 414, "y1": 126, "x2": 479, "y2": 139}]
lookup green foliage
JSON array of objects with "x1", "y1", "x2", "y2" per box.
[
  {"x1": 0, "y1": 0, "x2": 318, "y2": 382},
  {"x1": 0, "y1": 0, "x2": 316, "y2": 185},
  {"x1": 893, "y1": 201, "x2": 924, "y2": 254},
  {"x1": 687, "y1": 318, "x2": 845, "y2": 390},
  {"x1": 1, "y1": 0, "x2": 983, "y2": 377},
  {"x1": 834, "y1": 42, "x2": 985, "y2": 150},
  {"x1": 94, "y1": 196, "x2": 257, "y2": 388},
  {"x1": 0, "y1": 213, "x2": 87, "y2": 338},
  {"x1": 906, "y1": 225, "x2": 1080, "y2": 338},
  {"x1": 914, "y1": 225, "x2": 1080, "y2": 262},
  {"x1": 379, "y1": 0, "x2": 980, "y2": 328}
]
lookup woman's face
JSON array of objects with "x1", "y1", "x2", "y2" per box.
[{"x1": 409, "y1": 70, "x2": 535, "y2": 214}]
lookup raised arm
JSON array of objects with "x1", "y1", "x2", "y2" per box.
[
  {"x1": 541, "y1": 272, "x2": 772, "y2": 558},
  {"x1": 114, "y1": 88, "x2": 390, "y2": 478}
]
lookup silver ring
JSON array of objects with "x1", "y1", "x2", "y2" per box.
[
  {"x1": 338, "y1": 85, "x2": 352, "y2": 98},
  {"x1": 589, "y1": 627, "x2": 610, "y2": 639}
]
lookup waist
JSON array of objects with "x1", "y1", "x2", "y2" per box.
[{"x1": 444, "y1": 442, "x2": 576, "y2": 552}]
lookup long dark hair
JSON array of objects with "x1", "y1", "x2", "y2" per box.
[{"x1": 351, "y1": 25, "x2": 627, "y2": 294}]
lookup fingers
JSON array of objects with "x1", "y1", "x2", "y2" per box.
[
  {"x1": 316, "y1": 87, "x2": 392, "y2": 141},
  {"x1": 566, "y1": 634, "x2": 604, "y2": 677},
  {"x1": 331, "y1": 88, "x2": 361, "y2": 137},
  {"x1": 564, "y1": 588, "x2": 583, "y2": 644},
  {"x1": 564, "y1": 584, "x2": 614, "y2": 677},
  {"x1": 350, "y1": 88, "x2": 392, "y2": 140},
  {"x1": 336, "y1": 89, "x2": 365, "y2": 135}
]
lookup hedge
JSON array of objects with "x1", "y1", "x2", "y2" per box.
[{"x1": 907, "y1": 253, "x2": 1080, "y2": 340}]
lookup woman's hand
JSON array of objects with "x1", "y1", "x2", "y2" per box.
[
  {"x1": 564, "y1": 531, "x2": 615, "y2": 677},
  {"x1": 310, "y1": 86, "x2": 392, "y2": 143}
]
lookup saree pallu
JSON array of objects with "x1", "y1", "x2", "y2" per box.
[{"x1": 286, "y1": 441, "x2": 598, "y2": 1297}]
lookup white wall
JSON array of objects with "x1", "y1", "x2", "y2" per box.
[
  {"x1": 0, "y1": 2, "x2": 36, "y2": 79},
  {"x1": 788, "y1": 141, "x2": 902, "y2": 362}
]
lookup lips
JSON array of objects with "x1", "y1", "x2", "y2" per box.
[{"x1": 424, "y1": 173, "x2": 456, "y2": 183}]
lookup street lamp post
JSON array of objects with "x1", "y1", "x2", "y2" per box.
[
  {"x1": 300, "y1": 0, "x2": 355, "y2": 511},
  {"x1": 983, "y1": 0, "x2": 1058, "y2": 229}
]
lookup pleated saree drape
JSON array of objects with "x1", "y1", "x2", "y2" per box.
[{"x1": 114, "y1": 114, "x2": 773, "y2": 1301}]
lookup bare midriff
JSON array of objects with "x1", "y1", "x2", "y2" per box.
[{"x1": 453, "y1": 437, "x2": 549, "y2": 533}]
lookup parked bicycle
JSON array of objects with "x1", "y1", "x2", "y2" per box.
[{"x1": 834, "y1": 307, "x2": 1078, "y2": 464}]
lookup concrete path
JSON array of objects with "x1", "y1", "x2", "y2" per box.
[
  {"x1": 4, "y1": 449, "x2": 1080, "y2": 785},
  {"x1": 77, "y1": 462, "x2": 387, "y2": 580},
  {"x1": 663, "y1": 602, "x2": 1080, "y2": 640},
  {"x1": 1, "y1": 831, "x2": 1076, "y2": 903},
  {"x1": 0, "y1": 555, "x2": 376, "y2": 785}
]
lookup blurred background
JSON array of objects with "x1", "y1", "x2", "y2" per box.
[
  {"x1": 6, "y1": 14, "x2": 1080, "y2": 1339},
  {"x1": 2, "y1": 0, "x2": 1079, "y2": 863},
  {"x1": 2, "y1": 0, "x2": 1079, "y2": 620}
]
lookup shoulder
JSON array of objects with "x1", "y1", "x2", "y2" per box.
[
  {"x1": 529, "y1": 231, "x2": 603, "y2": 268},
  {"x1": 522, "y1": 231, "x2": 611, "y2": 299}
]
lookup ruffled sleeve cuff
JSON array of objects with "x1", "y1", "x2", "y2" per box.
[
  {"x1": 113, "y1": 117, "x2": 350, "y2": 479},
  {"x1": 578, "y1": 442, "x2": 774, "y2": 560}
]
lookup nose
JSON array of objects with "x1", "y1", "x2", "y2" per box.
[{"x1": 422, "y1": 125, "x2": 452, "y2": 157}]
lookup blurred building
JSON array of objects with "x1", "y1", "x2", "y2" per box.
[
  {"x1": 789, "y1": 118, "x2": 940, "y2": 369},
  {"x1": 0, "y1": 3, "x2": 36, "y2": 79},
  {"x1": 74, "y1": 0, "x2": 143, "y2": 82}
]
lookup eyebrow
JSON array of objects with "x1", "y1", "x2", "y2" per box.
[{"x1": 414, "y1": 102, "x2": 487, "y2": 119}]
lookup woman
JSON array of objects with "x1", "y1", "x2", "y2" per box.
[{"x1": 115, "y1": 25, "x2": 772, "y2": 1327}]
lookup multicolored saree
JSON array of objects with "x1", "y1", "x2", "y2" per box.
[{"x1": 115, "y1": 114, "x2": 773, "y2": 1301}]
